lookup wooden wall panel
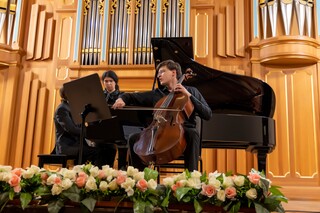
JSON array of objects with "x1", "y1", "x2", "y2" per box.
[
  {"x1": 13, "y1": 71, "x2": 33, "y2": 167},
  {"x1": 235, "y1": 0, "x2": 245, "y2": 57},
  {"x1": 195, "y1": 12, "x2": 209, "y2": 58},
  {"x1": 266, "y1": 69, "x2": 291, "y2": 177},
  {"x1": 217, "y1": 13, "x2": 226, "y2": 57},
  {"x1": 226, "y1": 5, "x2": 235, "y2": 57},
  {"x1": 58, "y1": 16, "x2": 73, "y2": 60},
  {"x1": 31, "y1": 87, "x2": 48, "y2": 164},
  {"x1": 42, "y1": 17, "x2": 54, "y2": 60},
  {"x1": 0, "y1": 69, "x2": 5, "y2": 122},
  {"x1": 291, "y1": 69, "x2": 318, "y2": 177},
  {"x1": 34, "y1": 10, "x2": 46, "y2": 60},
  {"x1": 26, "y1": 4, "x2": 39, "y2": 60},
  {"x1": 22, "y1": 79, "x2": 40, "y2": 168}
]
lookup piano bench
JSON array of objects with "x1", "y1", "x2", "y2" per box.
[{"x1": 37, "y1": 154, "x2": 76, "y2": 169}]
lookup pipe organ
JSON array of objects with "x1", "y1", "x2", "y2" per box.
[
  {"x1": 81, "y1": 0, "x2": 103, "y2": 65},
  {"x1": 259, "y1": 0, "x2": 314, "y2": 38},
  {"x1": 78, "y1": 0, "x2": 188, "y2": 66},
  {"x1": 0, "y1": 0, "x2": 17, "y2": 45}
]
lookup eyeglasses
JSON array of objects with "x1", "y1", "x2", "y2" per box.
[{"x1": 158, "y1": 69, "x2": 170, "y2": 76}]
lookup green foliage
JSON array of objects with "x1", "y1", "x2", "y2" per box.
[{"x1": 0, "y1": 165, "x2": 288, "y2": 213}]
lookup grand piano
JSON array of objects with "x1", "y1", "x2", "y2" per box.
[{"x1": 150, "y1": 37, "x2": 276, "y2": 172}]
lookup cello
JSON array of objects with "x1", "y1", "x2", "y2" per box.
[{"x1": 133, "y1": 69, "x2": 195, "y2": 165}]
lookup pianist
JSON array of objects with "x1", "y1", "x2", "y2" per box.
[
  {"x1": 54, "y1": 86, "x2": 97, "y2": 164},
  {"x1": 112, "y1": 60, "x2": 212, "y2": 172}
]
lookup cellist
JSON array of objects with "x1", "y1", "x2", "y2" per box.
[{"x1": 112, "y1": 60, "x2": 212, "y2": 171}]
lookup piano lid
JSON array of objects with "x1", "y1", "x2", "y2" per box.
[{"x1": 151, "y1": 37, "x2": 276, "y2": 118}]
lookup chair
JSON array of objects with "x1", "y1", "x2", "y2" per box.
[
  {"x1": 37, "y1": 147, "x2": 76, "y2": 169},
  {"x1": 154, "y1": 116, "x2": 203, "y2": 182}
]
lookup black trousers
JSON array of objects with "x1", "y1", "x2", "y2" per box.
[{"x1": 128, "y1": 126, "x2": 200, "y2": 172}]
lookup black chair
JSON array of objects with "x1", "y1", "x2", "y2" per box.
[
  {"x1": 37, "y1": 147, "x2": 76, "y2": 168},
  {"x1": 154, "y1": 116, "x2": 203, "y2": 182}
]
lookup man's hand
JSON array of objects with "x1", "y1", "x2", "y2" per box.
[
  {"x1": 175, "y1": 83, "x2": 191, "y2": 97},
  {"x1": 112, "y1": 98, "x2": 126, "y2": 109}
]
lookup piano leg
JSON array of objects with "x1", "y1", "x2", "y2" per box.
[
  {"x1": 257, "y1": 150, "x2": 268, "y2": 173},
  {"x1": 117, "y1": 145, "x2": 128, "y2": 170}
]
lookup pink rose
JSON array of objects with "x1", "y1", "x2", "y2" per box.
[
  {"x1": 116, "y1": 174, "x2": 126, "y2": 185},
  {"x1": 78, "y1": 172, "x2": 87, "y2": 178},
  {"x1": 98, "y1": 170, "x2": 106, "y2": 179},
  {"x1": 9, "y1": 174, "x2": 21, "y2": 187},
  {"x1": 248, "y1": 172, "x2": 261, "y2": 184},
  {"x1": 225, "y1": 186, "x2": 237, "y2": 199},
  {"x1": 201, "y1": 184, "x2": 216, "y2": 197},
  {"x1": 11, "y1": 168, "x2": 22, "y2": 177},
  {"x1": 76, "y1": 176, "x2": 87, "y2": 187},
  {"x1": 136, "y1": 179, "x2": 148, "y2": 192},
  {"x1": 171, "y1": 181, "x2": 183, "y2": 192},
  {"x1": 54, "y1": 176, "x2": 62, "y2": 185},
  {"x1": 41, "y1": 173, "x2": 49, "y2": 182},
  {"x1": 176, "y1": 181, "x2": 184, "y2": 188},
  {"x1": 171, "y1": 184, "x2": 178, "y2": 192},
  {"x1": 13, "y1": 185, "x2": 21, "y2": 193}
]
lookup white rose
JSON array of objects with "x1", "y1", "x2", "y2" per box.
[
  {"x1": 217, "y1": 189, "x2": 226, "y2": 202},
  {"x1": 147, "y1": 179, "x2": 157, "y2": 190},
  {"x1": 108, "y1": 179, "x2": 118, "y2": 191},
  {"x1": 163, "y1": 177, "x2": 174, "y2": 186},
  {"x1": 133, "y1": 172, "x2": 144, "y2": 181},
  {"x1": 1, "y1": 172, "x2": 12, "y2": 182},
  {"x1": 191, "y1": 170, "x2": 202, "y2": 179},
  {"x1": 89, "y1": 166, "x2": 100, "y2": 177},
  {"x1": 72, "y1": 165, "x2": 84, "y2": 173},
  {"x1": 175, "y1": 172, "x2": 187, "y2": 181},
  {"x1": 51, "y1": 184, "x2": 62, "y2": 195},
  {"x1": 121, "y1": 177, "x2": 135, "y2": 190},
  {"x1": 22, "y1": 169, "x2": 34, "y2": 179},
  {"x1": 99, "y1": 181, "x2": 109, "y2": 191},
  {"x1": 126, "y1": 187, "x2": 134, "y2": 196},
  {"x1": 208, "y1": 171, "x2": 220, "y2": 179},
  {"x1": 234, "y1": 176, "x2": 245, "y2": 187},
  {"x1": 0, "y1": 165, "x2": 12, "y2": 172},
  {"x1": 246, "y1": 188, "x2": 257, "y2": 200},
  {"x1": 28, "y1": 165, "x2": 40, "y2": 175},
  {"x1": 186, "y1": 178, "x2": 202, "y2": 189},
  {"x1": 85, "y1": 176, "x2": 98, "y2": 191},
  {"x1": 223, "y1": 174, "x2": 234, "y2": 188},
  {"x1": 208, "y1": 178, "x2": 221, "y2": 189},
  {"x1": 126, "y1": 166, "x2": 139, "y2": 177},
  {"x1": 61, "y1": 178, "x2": 73, "y2": 190},
  {"x1": 106, "y1": 175, "x2": 114, "y2": 182},
  {"x1": 61, "y1": 170, "x2": 77, "y2": 181},
  {"x1": 47, "y1": 174, "x2": 58, "y2": 185},
  {"x1": 102, "y1": 166, "x2": 115, "y2": 177},
  {"x1": 112, "y1": 170, "x2": 119, "y2": 178}
]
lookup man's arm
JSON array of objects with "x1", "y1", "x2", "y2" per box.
[
  {"x1": 188, "y1": 87, "x2": 212, "y2": 121},
  {"x1": 55, "y1": 106, "x2": 81, "y2": 136}
]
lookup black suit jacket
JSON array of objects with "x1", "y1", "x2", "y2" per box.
[{"x1": 54, "y1": 100, "x2": 81, "y2": 155}]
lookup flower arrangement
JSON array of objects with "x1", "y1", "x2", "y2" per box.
[{"x1": 0, "y1": 164, "x2": 287, "y2": 213}]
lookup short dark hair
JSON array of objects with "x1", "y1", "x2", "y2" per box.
[
  {"x1": 156, "y1": 60, "x2": 182, "y2": 79},
  {"x1": 59, "y1": 86, "x2": 67, "y2": 101}
]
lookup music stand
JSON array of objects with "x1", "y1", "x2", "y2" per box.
[{"x1": 63, "y1": 73, "x2": 112, "y2": 164}]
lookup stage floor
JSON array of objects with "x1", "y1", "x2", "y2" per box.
[{"x1": 283, "y1": 200, "x2": 320, "y2": 213}]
